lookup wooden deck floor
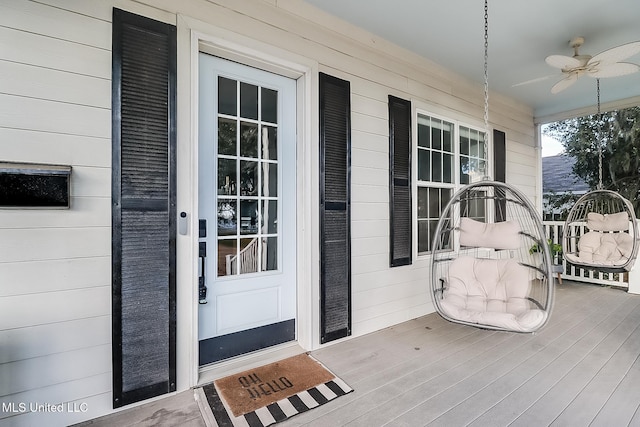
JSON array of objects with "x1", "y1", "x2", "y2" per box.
[{"x1": 82, "y1": 281, "x2": 640, "y2": 427}]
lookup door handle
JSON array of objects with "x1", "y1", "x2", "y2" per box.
[
  {"x1": 198, "y1": 217, "x2": 208, "y2": 305},
  {"x1": 199, "y1": 241, "x2": 207, "y2": 304}
]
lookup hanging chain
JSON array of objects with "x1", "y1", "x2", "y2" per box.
[
  {"x1": 483, "y1": 0, "x2": 490, "y2": 178},
  {"x1": 597, "y1": 78, "x2": 603, "y2": 189}
]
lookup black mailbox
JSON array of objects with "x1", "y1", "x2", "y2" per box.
[{"x1": 0, "y1": 162, "x2": 72, "y2": 209}]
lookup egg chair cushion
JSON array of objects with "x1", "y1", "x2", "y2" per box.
[
  {"x1": 440, "y1": 256, "x2": 546, "y2": 332},
  {"x1": 586, "y1": 212, "x2": 629, "y2": 232},
  {"x1": 565, "y1": 231, "x2": 633, "y2": 266},
  {"x1": 459, "y1": 217, "x2": 521, "y2": 250}
]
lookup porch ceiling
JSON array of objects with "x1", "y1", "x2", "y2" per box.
[{"x1": 303, "y1": 0, "x2": 640, "y2": 122}]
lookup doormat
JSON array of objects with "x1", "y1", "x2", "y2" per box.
[{"x1": 196, "y1": 353, "x2": 353, "y2": 427}]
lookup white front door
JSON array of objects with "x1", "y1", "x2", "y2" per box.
[{"x1": 198, "y1": 53, "x2": 297, "y2": 365}]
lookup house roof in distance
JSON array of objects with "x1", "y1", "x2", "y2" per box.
[{"x1": 542, "y1": 155, "x2": 590, "y2": 195}]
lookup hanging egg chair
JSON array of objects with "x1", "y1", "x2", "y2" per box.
[
  {"x1": 428, "y1": 0, "x2": 554, "y2": 333},
  {"x1": 430, "y1": 181, "x2": 555, "y2": 333},
  {"x1": 563, "y1": 190, "x2": 639, "y2": 273},
  {"x1": 560, "y1": 80, "x2": 640, "y2": 273}
]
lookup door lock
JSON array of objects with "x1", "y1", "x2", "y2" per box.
[
  {"x1": 199, "y1": 241, "x2": 207, "y2": 304},
  {"x1": 198, "y1": 219, "x2": 208, "y2": 304}
]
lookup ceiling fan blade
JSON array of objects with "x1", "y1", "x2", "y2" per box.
[
  {"x1": 545, "y1": 55, "x2": 581, "y2": 70},
  {"x1": 589, "y1": 62, "x2": 640, "y2": 78},
  {"x1": 551, "y1": 74, "x2": 578, "y2": 94},
  {"x1": 512, "y1": 74, "x2": 556, "y2": 87},
  {"x1": 590, "y1": 41, "x2": 640, "y2": 65}
]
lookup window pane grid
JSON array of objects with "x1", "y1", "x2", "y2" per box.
[
  {"x1": 216, "y1": 76, "x2": 280, "y2": 277},
  {"x1": 459, "y1": 125, "x2": 486, "y2": 185},
  {"x1": 415, "y1": 113, "x2": 489, "y2": 255},
  {"x1": 417, "y1": 185, "x2": 453, "y2": 254},
  {"x1": 417, "y1": 114, "x2": 454, "y2": 185}
]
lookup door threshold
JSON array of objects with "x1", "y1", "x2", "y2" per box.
[{"x1": 197, "y1": 342, "x2": 306, "y2": 386}]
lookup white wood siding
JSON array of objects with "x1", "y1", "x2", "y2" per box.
[
  {"x1": 0, "y1": 0, "x2": 538, "y2": 425},
  {"x1": 0, "y1": 1, "x2": 112, "y2": 426}
]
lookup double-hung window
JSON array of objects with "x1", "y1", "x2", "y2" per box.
[{"x1": 416, "y1": 112, "x2": 488, "y2": 255}]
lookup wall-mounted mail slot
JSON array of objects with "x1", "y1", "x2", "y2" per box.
[{"x1": 0, "y1": 162, "x2": 72, "y2": 209}]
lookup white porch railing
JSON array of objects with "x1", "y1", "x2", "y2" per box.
[{"x1": 543, "y1": 220, "x2": 628, "y2": 288}]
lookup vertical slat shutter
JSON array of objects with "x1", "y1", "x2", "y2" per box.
[
  {"x1": 389, "y1": 96, "x2": 412, "y2": 267},
  {"x1": 493, "y1": 129, "x2": 507, "y2": 221},
  {"x1": 112, "y1": 8, "x2": 176, "y2": 408},
  {"x1": 319, "y1": 73, "x2": 351, "y2": 344}
]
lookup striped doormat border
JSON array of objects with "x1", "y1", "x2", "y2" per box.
[{"x1": 195, "y1": 375, "x2": 352, "y2": 427}]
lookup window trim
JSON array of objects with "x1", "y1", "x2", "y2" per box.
[{"x1": 412, "y1": 106, "x2": 493, "y2": 258}]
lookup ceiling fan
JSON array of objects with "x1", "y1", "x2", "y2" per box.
[{"x1": 515, "y1": 37, "x2": 640, "y2": 94}]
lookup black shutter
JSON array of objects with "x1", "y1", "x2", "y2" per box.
[
  {"x1": 112, "y1": 8, "x2": 176, "y2": 408},
  {"x1": 319, "y1": 73, "x2": 351, "y2": 344},
  {"x1": 493, "y1": 129, "x2": 507, "y2": 221},
  {"x1": 389, "y1": 96, "x2": 412, "y2": 267}
]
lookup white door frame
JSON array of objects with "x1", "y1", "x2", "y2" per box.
[{"x1": 175, "y1": 15, "x2": 320, "y2": 390}]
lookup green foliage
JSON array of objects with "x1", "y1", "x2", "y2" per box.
[
  {"x1": 529, "y1": 238, "x2": 563, "y2": 258},
  {"x1": 544, "y1": 106, "x2": 640, "y2": 211}
]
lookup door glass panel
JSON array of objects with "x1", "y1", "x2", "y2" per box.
[
  {"x1": 240, "y1": 82, "x2": 258, "y2": 120},
  {"x1": 240, "y1": 122, "x2": 258, "y2": 158},
  {"x1": 218, "y1": 118, "x2": 237, "y2": 156},
  {"x1": 218, "y1": 77, "x2": 237, "y2": 116},
  {"x1": 217, "y1": 239, "x2": 237, "y2": 277},
  {"x1": 240, "y1": 200, "x2": 259, "y2": 235},
  {"x1": 218, "y1": 158, "x2": 236, "y2": 196},
  {"x1": 239, "y1": 238, "x2": 259, "y2": 274},
  {"x1": 261, "y1": 200, "x2": 277, "y2": 233},
  {"x1": 217, "y1": 201, "x2": 237, "y2": 236},
  {"x1": 262, "y1": 126, "x2": 278, "y2": 160},
  {"x1": 261, "y1": 88, "x2": 278, "y2": 123},
  {"x1": 261, "y1": 163, "x2": 277, "y2": 197},
  {"x1": 240, "y1": 160, "x2": 258, "y2": 196},
  {"x1": 263, "y1": 237, "x2": 277, "y2": 271}
]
